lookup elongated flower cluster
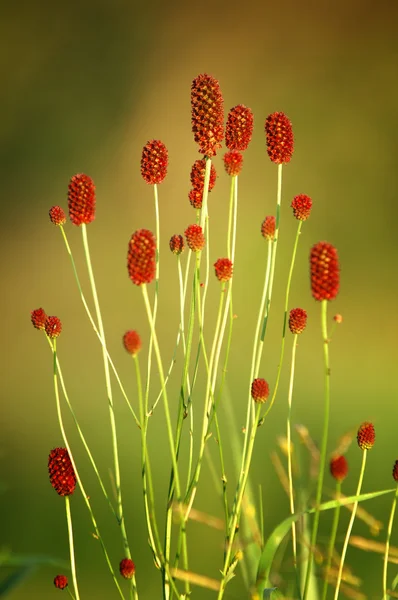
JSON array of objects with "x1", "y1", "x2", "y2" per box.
[
  {"x1": 120, "y1": 558, "x2": 136, "y2": 579},
  {"x1": 45, "y1": 316, "x2": 62, "y2": 339},
  {"x1": 141, "y1": 140, "x2": 168, "y2": 184},
  {"x1": 330, "y1": 455, "x2": 348, "y2": 482},
  {"x1": 265, "y1": 112, "x2": 294, "y2": 164},
  {"x1": 31, "y1": 307, "x2": 47, "y2": 330},
  {"x1": 68, "y1": 173, "x2": 96, "y2": 225},
  {"x1": 289, "y1": 308, "x2": 307, "y2": 334},
  {"x1": 188, "y1": 160, "x2": 217, "y2": 209},
  {"x1": 127, "y1": 229, "x2": 156, "y2": 285},
  {"x1": 169, "y1": 234, "x2": 185, "y2": 255},
  {"x1": 48, "y1": 448, "x2": 76, "y2": 496},
  {"x1": 291, "y1": 194, "x2": 312, "y2": 221},
  {"x1": 357, "y1": 422, "x2": 375, "y2": 450},
  {"x1": 310, "y1": 242, "x2": 340, "y2": 301},
  {"x1": 223, "y1": 150, "x2": 243, "y2": 176},
  {"x1": 54, "y1": 575, "x2": 68, "y2": 590},
  {"x1": 251, "y1": 378, "x2": 269, "y2": 403},
  {"x1": 123, "y1": 330, "x2": 141, "y2": 356},
  {"x1": 261, "y1": 216, "x2": 276, "y2": 241},
  {"x1": 226, "y1": 104, "x2": 254, "y2": 151},
  {"x1": 214, "y1": 258, "x2": 233, "y2": 282},
  {"x1": 49, "y1": 206, "x2": 66, "y2": 226},
  {"x1": 191, "y1": 73, "x2": 224, "y2": 157},
  {"x1": 185, "y1": 224, "x2": 205, "y2": 252}
]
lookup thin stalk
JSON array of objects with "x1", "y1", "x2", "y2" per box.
[
  {"x1": 303, "y1": 299, "x2": 331, "y2": 600},
  {"x1": 383, "y1": 482, "x2": 398, "y2": 599},
  {"x1": 321, "y1": 481, "x2": 342, "y2": 600},
  {"x1": 333, "y1": 450, "x2": 368, "y2": 600},
  {"x1": 65, "y1": 496, "x2": 80, "y2": 600},
  {"x1": 287, "y1": 334, "x2": 299, "y2": 570}
]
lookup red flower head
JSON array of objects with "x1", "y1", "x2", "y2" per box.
[
  {"x1": 120, "y1": 558, "x2": 136, "y2": 579},
  {"x1": 190, "y1": 159, "x2": 217, "y2": 191},
  {"x1": 223, "y1": 151, "x2": 243, "y2": 176},
  {"x1": 45, "y1": 316, "x2": 62, "y2": 339},
  {"x1": 127, "y1": 229, "x2": 156, "y2": 286},
  {"x1": 226, "y1": 104, "x2": 254, "y2": 151},
  {"x1": 357, "y1": 422, "x2": 375, "y2": 450},
  {"x1": 330, "y1": 455, "x2": 348, "y2": 482},
  {"x1": 289, "y1": 308, "x2": 308, "y2": 334},
  {"x1": 31, "y1": 308, "x2": 47, "y2": 330},
  {"x1": 334, "y1": 314, "x2": 343, "y2": 324},
  {"x1": 393, "y1": 460, "x2": 398, "y2": 482},
  {"x1": 185, "y1": 224, "x2": 205, "y2": 252},
  {"x1": 261, "y1": 216, "x2": 276, "y2": 241},
  {"x1": 291, "y1": 194, "x2": 312, "y2": 221},
  {"x1": 48, "y1": 447, "x2": 76, "y2": 496},
  {"x1": 141, "y1": 140, "x2": 168, "y2": 184},
  {"x1": 265, "y1": 112, "x2": 294, "y2": 164},
  {"x1": 310, "y1": 242, "x2": 340, "y2": 301},
  {"x1": 54, "y1": 575, "x2": 68, "y2": 590},
  {"x1": 49, "y1": 206, "x2": 66, "y2": 226},
  {"x1": 251, "y1": 378, "x2": 269, "y2": 403},
  {"x1": 123, "y1": 330, "x2": 141, "y2": 356},
  {"x1": 68, "y1": 173, "x2": 96, "y2": 226},
  {"x1": 191, "y1": 73, "x2": 224, "y2": 157},
  {"x1": 169, "y1": 234, "x2": 185, "y2": 255},
  {"x1": 214, "y1": 258, "x2": 233, "y2": 282}
]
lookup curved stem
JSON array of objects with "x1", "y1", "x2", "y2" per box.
[
  {"x1": 321, "y1": 481, "x2": 342, "y2": 600},
  {"x1": 65, "y1": 496, "x2": 80, "y2": 600},
  {"x1": 287, "y1": 334, "x2": 299, "y2": 569},
  {"x1": 383, "y1": 483, "x2": 398, "y2": 599}
]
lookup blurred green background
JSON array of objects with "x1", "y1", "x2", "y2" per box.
[{"x1": 1, "y1": 0, "x2": 398, "y2": 598}]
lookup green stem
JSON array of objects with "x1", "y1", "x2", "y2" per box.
[
  {"x1": 383, "y1": 483, "x2": 398, "y2": 599},
  {"x1": 287, "y1": 334, "x2": 299, "y2": 570},
  {"x1": 65, "y1": 496, "x2": 80, "y2": 600},
  {"x1": 321, "y1": 481, "x2": 342, "y2": 600}
]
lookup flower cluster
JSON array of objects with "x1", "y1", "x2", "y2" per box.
[
  {"x1": 291, "y1": 194, "x2": 312, "y2": 221},
  {"x1": 261, "y1": 216, "x2": 276, "y2": 241},
  {"x1": 48, "y1": 447, "x2": 76, "y2": 496},
  {"x1": 185, "y1": 224, "x2": 205, "y2": 252},
  {"x1": 265, "y1": 112, "x2": 294, "y2": 164},
  {"x1": 357, "y1": 422, "x2": 375, "y2": 450},
  {"x1": 127, "y1": 229, "x2": 156, "y2": 285},
  {"x1": 169, "y1": 234, "x2": 185, "y2": 255},
  {"x1": 188, "y1": 159, "x2": 217, "y2": 209},
  {"x1": 123, "y1": 330, "x2": 142, "y2": 356},
  {"x1": 141, "y1": 140, "x2": 168, "y2": 184},
  {"x1": 251, "y1": 378, "x2": 269, "y2": 403},
  {"x1": 191, "y1": 73, "x2": 224, "y2": 157},
  {"x1": 214, "y1": 258, "x2": 233, "y2": 282},
  {"x1": 68, "y1": 173, "x2": 96, "y2": 226},
  {"x1": 310, "y1": 242, "x2": 340, "y2": 301},
  {"x1": 289, "y1": 308, "x2": 307, "y2": 334}
]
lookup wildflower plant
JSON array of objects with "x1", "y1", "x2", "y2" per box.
[{"x1": 30, "y1": 72, "x2": 398, "y2": 600}]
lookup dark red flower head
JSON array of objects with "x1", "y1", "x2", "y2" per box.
[
  {"x1": 54, "y1": 575, "x2": 68, "y2": 590},
  {"x1": 214, "y1": 258, "x2": 233, "y2": 282},
  {"x1": 68, "y1": 173, "x2": 96, "y2": 226},
  {"x1": 265, "y1": 112, "x2": 294, "y2": 164},
  {"x1": 120, "y1": 558, "x2": 136, "y2": 579},
  {"x1": 226, "y1": 104, "x2": 254, "y2": 151},
  {"x1": 49, "y1": 206, "x2": 66, "y2": 226},
  {"x1": 127, "y1": 229, "x2": 156, "y2": 286},
  {"x1": 31, "y1": 308, "x2": 47, "y2": 330},
  {"x1": 289, "y1": 308, "x2": 307, "y2": 334},
  {"x1": 169, "y1": 234, "x2": 185, "y2": 255},
  {"x1": 291, "y1": 194, "x2": 312, "y2": 221},
  {"x1": 48, "y1": 447, "x2": 76, "y2": 496},
  {"x1": 310, "y1": 242, "x2": 340, "y2": 301},
  {"x1": 223, "y1": 151, "x2": 243, "y2": 176},
  {"x1": 185, "y1": 224, "x2": 205, "y2": 252},
  {"x1": 190, "y1": 159, "x2": 217, "y2": 191},
  {"x1": 123, "y1": 330, "x2": 141, "y2": 356},
  {"x1": 357, "y1": 422, "x2": 375, "y2": 450},
  {"x1": 393, "y1": 460, "x2": 398, "y2": 482},
  {"x1": 251, "y1": 378, "x2": 269, "y2": 403},
  {"x1": 45, "y1": 316, "x2": 62, "y2": 339},
  {"x1": 261, "y1": 216, "x2": 276, "y2": 241},
  {"x1": 330, "y1": 455, "x2": 348, "y2": 482},
  {"x1": 191, "y1": 73, "x2": 224, "y2": 157},
  {"x1": 141, "y1": 140, "x2": 168, "y2": 184}
]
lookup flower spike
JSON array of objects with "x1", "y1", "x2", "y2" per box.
[
  {"x1": 251, "y1": 378, "x2": 269, "y2": 403},
  {"x1": 310, "y1": 242, "x2": 340, "y2": 301},
  {"x1": 45, "y1": 316, "x2": 62, "y2": 339},
  {"x1": 127, "y1": 229, "x2": 156, "y2": 286},
  {"x1": 185, "y1": 224, "x2": 205, "y2": 252},
  {"x1": 289, "y1": 308, "x2": 307, "y2": 334},
  {"x1": 31, "y1": 308, "x2": 47, "y2": 330},
  {"x1": 291, "y1": 194, "x2": 312, "y2": 221},
  {"x1": 214, "y1": 258, "x2": 233, "y2": 282},
  {"x1": 223, "y1": 151, "x2": 243, "y2": 176},
  {"x1": 191, "y1": 73, "x2": 224, "y2": 157},
  {"x1": 54, "y1": 575, "x2": 68, "y2": 589},
  {"x1": 49, "y1": 206, "x2": 66, "y2": 226},
  {"x1": 123, "y1": 330, "x2": 142, "y2": 356},
  {"x1": 226, "y1": 104, "x2": 254, "y2": 151},
  {"x1": 68, "y1": 173, "x2": 96, "y2": 225},
  {"x1": 261, "y1": 216, "x2": 276, "y2": 241},
  {"x1": 265, "y1": 112, "x2": 294, "y2": 164},
  {"x1": 357, "y1": 422, "x2": 375, "y2": 450},
  {"x1": 120, "y1": 558, "x2": 136, "y2": 579},
  {"x1": 48, "y1": 447, "x2": 76, "y2": 496},
  {"x1": 169, "y1": 234, "x2": 185, "y2": 255},
  {"x1": 141, "y1": 140, "x2": 168, "y2": 184},
  {"x1": 330, "y1": 455, "x2": 348, "y2": 482}
]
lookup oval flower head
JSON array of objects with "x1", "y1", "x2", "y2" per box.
[
  {"x1": 127, "y1": 229, "x2": 156, "y2": 285},
  {"x1": 310, "y1": 242, "x2": 340, "y2": 301},
  {"x1": 226, "y1": 104, "x2": 254, "y2": 151},
  {"x1": 191, "y1": 73, "x2": 224, "y2": 157},
  {"x1": 140, "y1": 140, "x2": 168, "y2": 184},
  {"x1": 68, "y1": 173, "x2": 96, "y2": 225},
  {"x1": 265, "y1": 112, "x2": 294, "y2": 164}
]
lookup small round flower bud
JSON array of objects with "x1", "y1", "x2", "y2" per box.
[
  {"x1": 251, "y1": 378, "x2": 269, "y2": 403},
  {"x1": 45, "y1": 316, "x2": 62, "y2": 339},
  {"x1": 185, "y1": 224, "x2": 205, "y2": 252},
  {"x1": 289, "y1": 308, "x2": 307, "y2": 334},
  {"x1": 393, "y1": 460, "x2": 398, "y2": 482},
  {"x1": 140, "y1": 140, "x2": 168, "y2": 184},
  {"x1": 68, "y1": 173, "x2": 96, "y2": 226},
  {"x1": 48, "y1": 448, "x2": 76, "y2": 496},
  {"x1": 191, "y1": 73, "x2": 224, "y2": 157},
  {"x1": 49, "y1": 206, "x2": 66, "y2": 226},
  {"x1": 123, "y1": 330, "x2": 141, "y2": 356},
  {"x1": 54, "y1": 575, "x2": 68, "y2": 590},
  {"x1": 169, "y1": 234, "x2": 185, "y2": 255},
  {"x1": 291, "y1": 194, "x2": 312, "y2": 221},
  {"x1": 120, "y1": 558, "x2": 136, "y2": 579},
  {"x1": 214, "y1": 258, "x2": 233, "y2": 282},
  {"x1": 223, "y1": 151, "x2": 243, "y2": 176},
  {"x1": 261, "y1": 216, "x2": 276, "y2": 241},
  {"x1": 334, "y1": 314, "x2": 343, "y2": 324},
  {"x1": 127, "y1": 229, "x2": 156, "y2": 286},
  {"x1": 265, "y1": 112, "x2": 294, "y2": 164},
  {"x1": 330, "y1": 455, "x2": 348, "y2": 482},
  {"x1": 226, "y1": 104, "x2": 254, "y2": 151},
  {"x1": 310, "y1": 242, "x2": 340, "y2": 301},
  {"x1": 357, "y1": 422, "x2": 375, "y2": 450},
  {"x1": 31, "y1": 308, "x2": 47, "y2": 330}
]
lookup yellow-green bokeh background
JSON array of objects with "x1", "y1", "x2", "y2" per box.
[{"x1": 1, "y1": 1, "x2": 398, "y2": 598}]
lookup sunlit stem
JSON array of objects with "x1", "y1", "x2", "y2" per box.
[
  {"x1": 382, "y1": 482, "x2": 398, "y2": 599},
  {"x1": 287, "y1": 334, "x2": 299, "y2": 568},
  {"x1": 65, "y1": 496, "x2": 80, "y2": 600},
  {"x1": 321, "y1": 481, "x2": 342, "y2": 600}
]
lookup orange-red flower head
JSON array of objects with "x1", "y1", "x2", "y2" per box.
[
  {"x1": 169, "y1": 234, "x2": 185, "y2": 255},
  {"x1": 54, "y1": 575, "x2": 68, "y2": 590},
  {"x1": 120, "y1": 558, "x2": 136, "y2": 579},
  {"x1": 123, "y1": 330, "x2": 141, "y2": 356},
  {"x1": 49, "y1": 206, "x2": 66, "y2": 226},
  {"x1": 265, "y1": 112, "x2": 294, "y2": 164},
  {"x1": 48, "y1": 447, "x2": 76, "y2": 496},
  {"x1": 357, "y1": 422, "x2": 375, "y2": 450},
  {"x1": 191, "y1": 73, "x2": 224, "y2": 157},
  {"x1": 188, "y1": 160, "x2": 217, "y2": 209},
  {"x1": 214, "y1": 258, "x2": 233, "y2": 282},
  {"x1": 261, "y1": 216, "x2": 276, "y2": 241},
  {"x1": 393, "y1": 460, "x2": 398, "y2": 482},
  {"x1": 310, "y1": 242, "x2": 340, "y2": 301},
  {"x1": 185, "y1": 224, "x2": 205, "y2": 252},
  {"x1": 251, "y1": 378, "x2": 269, "y2": 403},
  {"x1": 289, "y1": 308, "x2": 307, "y2": 334},
  {"x1": 223, "y1": 151, "x2": 243, "y2": 176},
  {"x1": 226, "y1": 104, "x2": 254, "y2": 151},
  {"x1": 141, "y1": 140, "x2": 168, "y2": 184},
  {"x1": 291, "y1": 194, "x2": 312, "y2": 221},
  {"x1": 45, "y1": 316, "x2": 62, "y2": 339},
  {"x1": 31, "y1": 308, "x2": 47, "y2": 330},
  {"x1": 68, "y1": 173, "x2": 96, "y2": 226},
  {"x1": 330, "y1": 455, "x2": 348, "y2": 482},
  {"x1": 127, "y1": 229, "x2": 156, "y2": 286}
]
